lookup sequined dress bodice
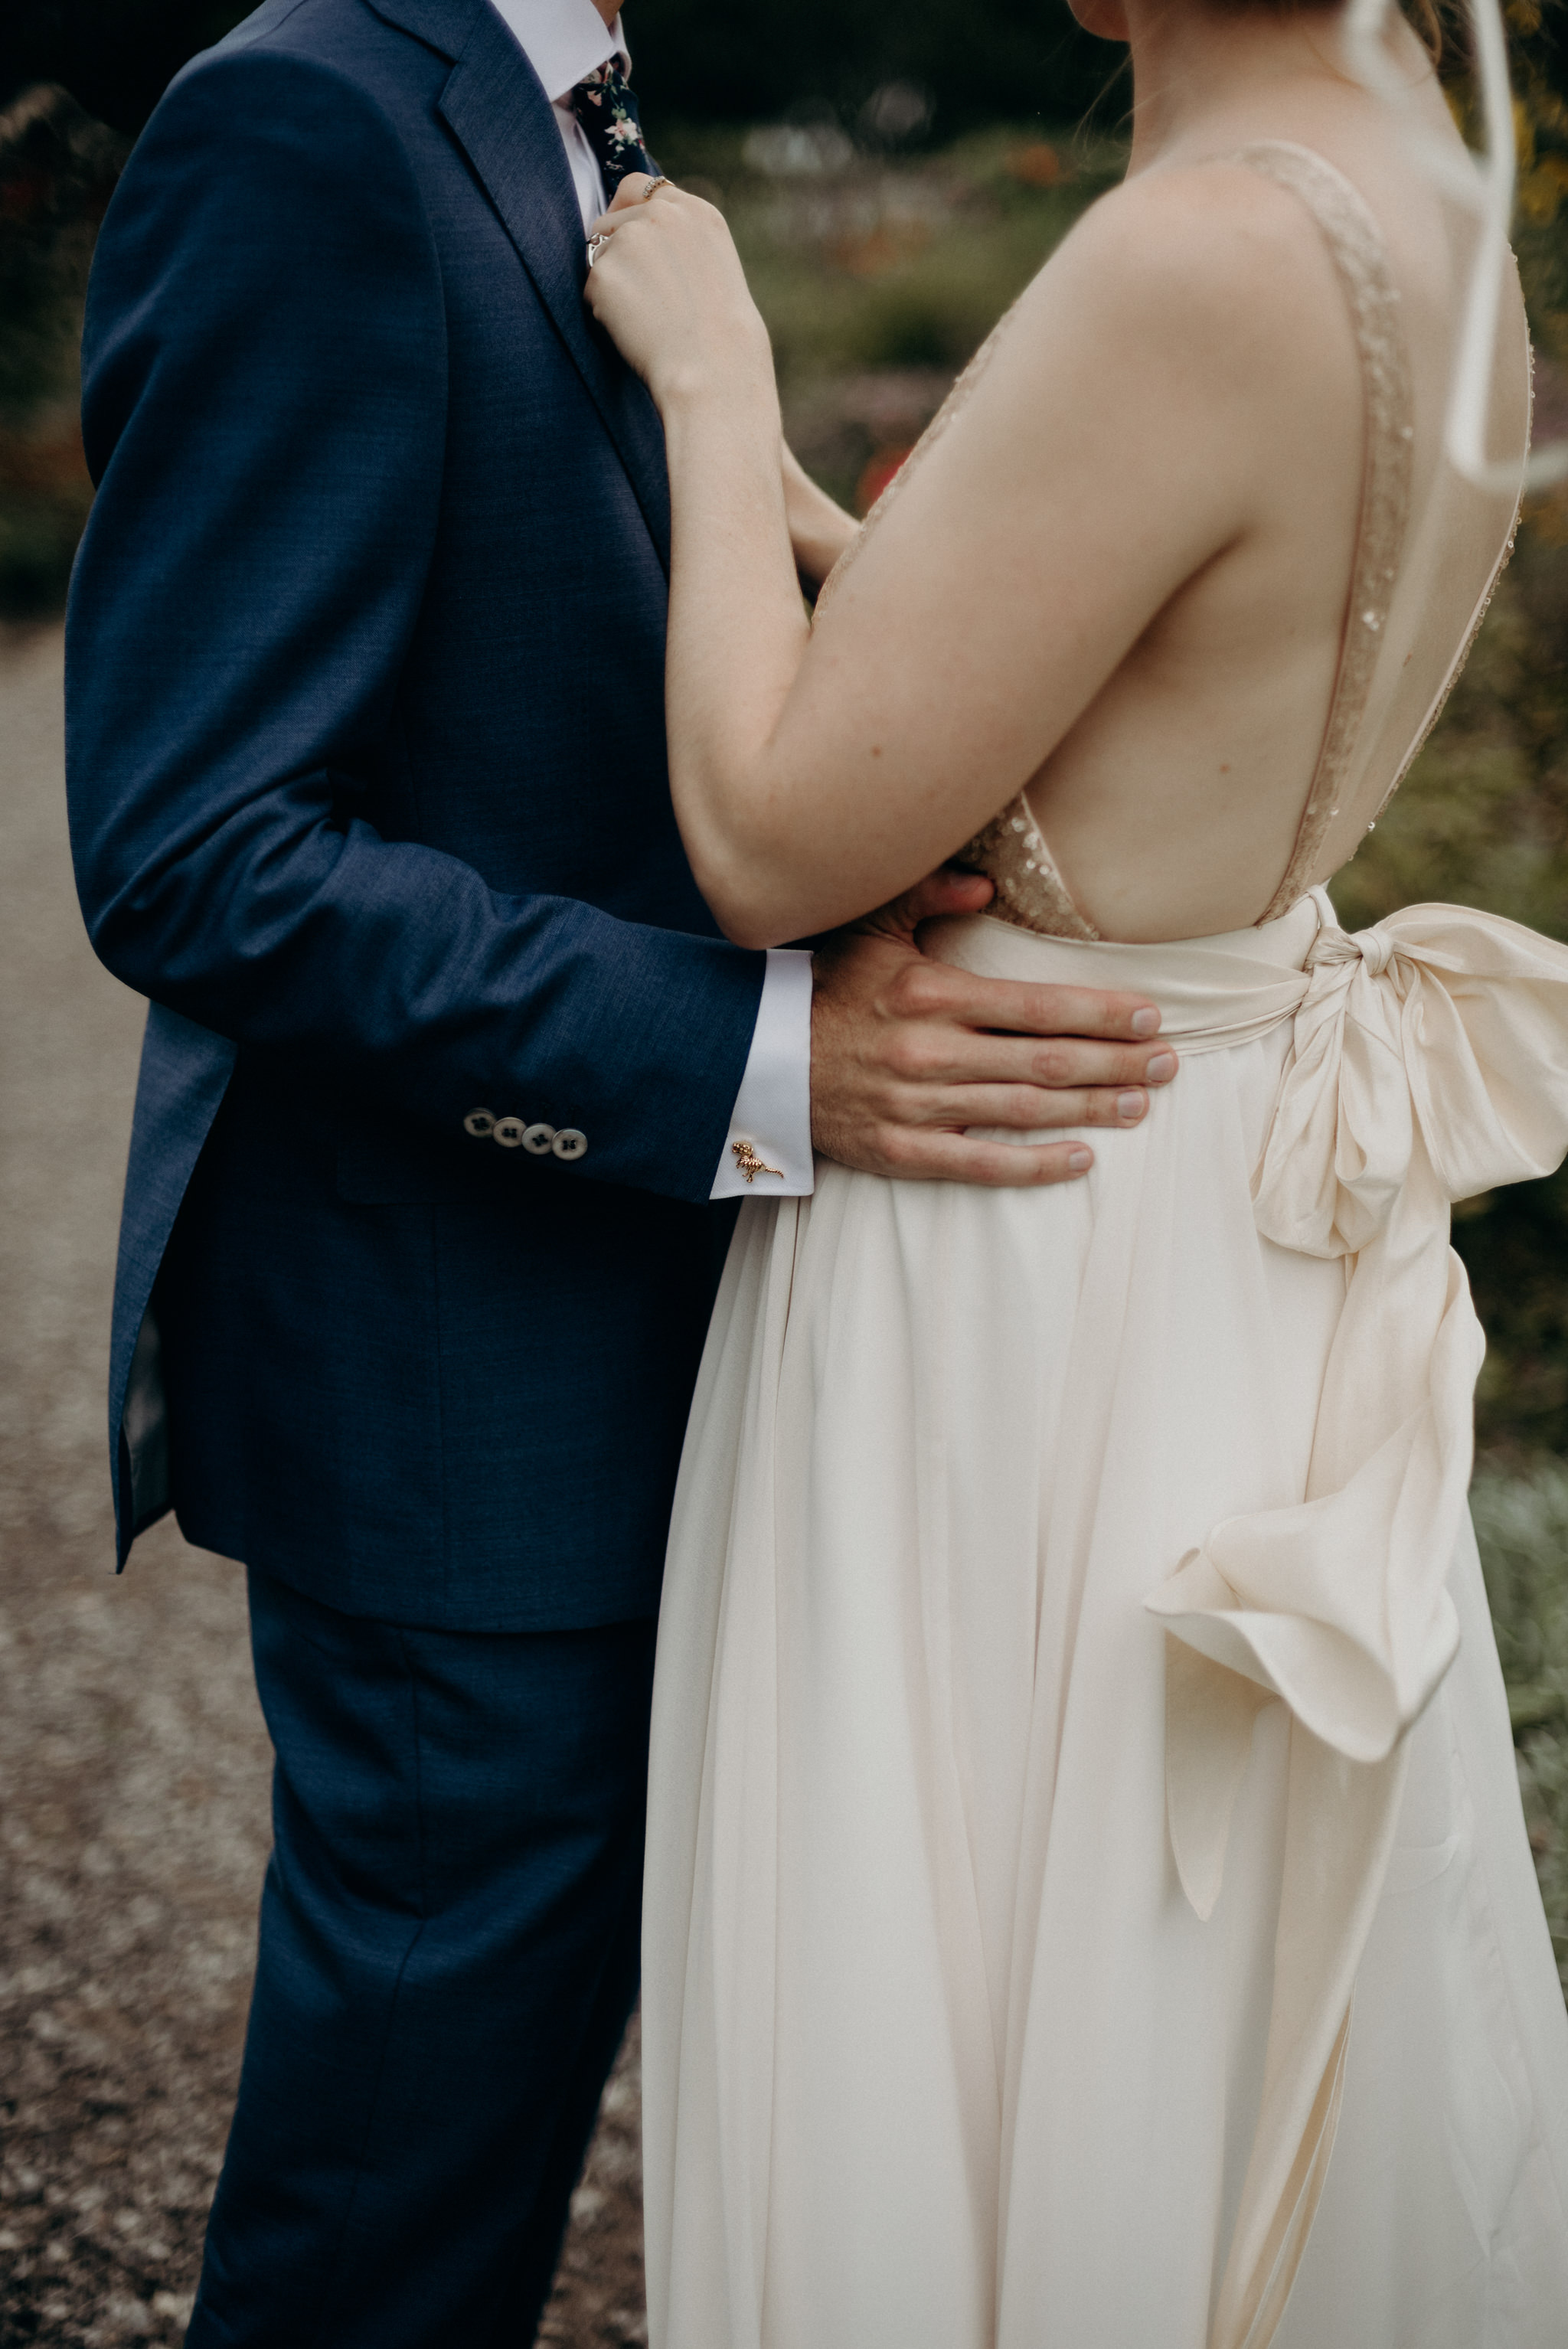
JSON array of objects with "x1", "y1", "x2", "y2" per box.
[{"x1": 828, "y1": 142, "x2": 1529, "y2": 945}]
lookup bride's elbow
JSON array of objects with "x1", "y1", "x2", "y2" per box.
[
  {"x1": 708, "y1": 891, "x2": 793, "y2": 953},
  {"x1": 723, "y1": 912, "x2": 792, "y2": 951},
  {"x1": 689, "y1": 845, "x2": 799, "y2": 952}
]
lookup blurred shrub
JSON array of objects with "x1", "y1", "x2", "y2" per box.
[
  {"x1": 0, "y1": 85, "x2": 122, "y2": 620},
  {"x1": 1331, "y1": 514, "x2": 1568, "y2": 1453},
  {"x1": 1472, "y1": 1462, "x2": 1568, "y2": 1986},
  {"x1": 659, "y1": 121, "x2": 1118, "y2": 505}
]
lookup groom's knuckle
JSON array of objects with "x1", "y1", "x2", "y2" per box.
[
  {"x1": 892, "y1": 963, "x2": 949, "y2": 1020},
  {"x1": 887, "y1": 1027, "x2": 936, "y2": 1082},
  {"x1": 881, "y1": 1129, "x2": 926, "y2": 1174}
]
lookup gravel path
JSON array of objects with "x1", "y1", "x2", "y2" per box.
[{"x1": 0, "y1": 629, "x2": 645, "y2": 2347}]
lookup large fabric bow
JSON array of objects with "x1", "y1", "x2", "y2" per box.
[{"x1": 1145, "y1": 900, "x2": 1568, "y2": 2349}]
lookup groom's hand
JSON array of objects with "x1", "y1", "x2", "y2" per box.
[{"x1": 808, "y1": 870, "x2": 1177, "y2": 1185}]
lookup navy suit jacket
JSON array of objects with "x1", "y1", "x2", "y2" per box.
[{"x1": 65, "y1": 0, "x2": 768, "y2": 1629}]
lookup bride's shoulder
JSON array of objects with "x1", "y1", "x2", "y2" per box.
[{"x1": 1011, "y1": 155, "x2": 1355, "y2": 390}]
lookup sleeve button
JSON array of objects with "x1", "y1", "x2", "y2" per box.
[
  {"x1": 492, "y1": 1116, "x2": 527, "y2": 1148},
  {"x1": 463, "y1": 1108, "x2": 496, "y2": 1139},
  {"x1": 551, "y1": 1128, "x2": 587, "y2": 1162},
  {"x1": 522, "y1": 1122, "x2": 556, "y2": 1156}
]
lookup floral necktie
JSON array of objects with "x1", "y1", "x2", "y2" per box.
[{"x1": 568, "y1": 60, "x2": 658, "y2": 201}]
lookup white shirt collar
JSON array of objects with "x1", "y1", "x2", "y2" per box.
[{"x1": 488, "y1": 0, "x2": 629, "y2": 106}]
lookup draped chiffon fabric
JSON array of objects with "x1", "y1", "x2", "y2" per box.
[
  {"x1": 645, "y1": 900, "x2": 1568, "y2": 2348},
  {"x1": 641, "y1": 142, "x2": 1568, "y2": 2349}
]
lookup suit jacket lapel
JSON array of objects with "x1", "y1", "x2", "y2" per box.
[{"x1": 423, "y1": 3, "x2": 672, "y2": 573}]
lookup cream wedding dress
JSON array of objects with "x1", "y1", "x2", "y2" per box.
[{"x1": 642, "y1": 146, "x2": 1568, "y2": 2349}]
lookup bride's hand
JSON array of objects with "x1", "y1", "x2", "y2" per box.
[{"x1": 583, "y1": 175, "x2": 776, "y2": 416}]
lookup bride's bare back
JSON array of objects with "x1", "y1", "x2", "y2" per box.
[
  {"x1": 583, "y1": 0, "x2": 1531, "y2": 950},
  {"x1": 1002, "y1": 72, "x2": 1529, "y2": 939}
]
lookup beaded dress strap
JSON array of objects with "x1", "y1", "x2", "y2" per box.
[
  {"x1": 960, "y1": 142, "x2": 1417, "y2": 943},
  {"x1": 1239, "y1": 142, "x2": 1416, "y2": 923}
]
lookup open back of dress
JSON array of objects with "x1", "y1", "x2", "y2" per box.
[{"x1": 962, "y1": 142, "x2": 1533, "y2": 943}]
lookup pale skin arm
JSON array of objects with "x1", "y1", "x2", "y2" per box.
[
  {"x1": 585, "y1": 165, "x2": 1305, "y2": 950},
  {"x1": 775, "y1": 443, "x2": 1178, "y2": 1183},
  {"x1": 777, "y1": 428, "x2": 1174, "y2": 1181},
  {"x1": 781, "y1": 440, "x2": 858, "y2": 588},
  {"x1": 587, "y1": 176, "x2": 1253, "y2": 1179}
]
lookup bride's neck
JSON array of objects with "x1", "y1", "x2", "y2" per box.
[{"x1": 1117, "y1": 0, "x2": 1416, "y2": 172}]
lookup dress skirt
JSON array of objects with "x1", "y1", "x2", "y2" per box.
[{"x1": 642, "y1": 899, "x2": 1568, "y2": 2349}]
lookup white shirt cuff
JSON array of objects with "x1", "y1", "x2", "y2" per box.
[{"x1": 710, "y1": 947, "x2": 815, "y2": 1199}]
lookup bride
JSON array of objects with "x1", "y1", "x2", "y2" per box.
[{"x1": 584, "y1": 0, "x2": 1568, "y2": 2341}]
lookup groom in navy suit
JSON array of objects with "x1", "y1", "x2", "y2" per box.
[{"x1": 64, "y1": 0, "x2": 1174, "y2": 2336}]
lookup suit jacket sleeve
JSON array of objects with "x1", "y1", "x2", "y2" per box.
[{"x1": 65, "y1": 45, "x2": 767, "y2": 1206}]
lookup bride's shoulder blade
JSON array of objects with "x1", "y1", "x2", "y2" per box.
[{"x1": 1004, "y1": 155, "x2": 1366, "y2": 409}]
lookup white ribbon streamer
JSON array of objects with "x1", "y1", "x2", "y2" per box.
[
  {"x1": 1146, "y1": 900, "x2": 1568, "y2": 2348},
  {"x1": 1342, "y1": 0, "x2": 1568, "y2": 491}
]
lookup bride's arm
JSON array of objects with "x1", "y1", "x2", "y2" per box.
[{"x1": 586, "y1": 168, "x2": 1331, "y2": 949}]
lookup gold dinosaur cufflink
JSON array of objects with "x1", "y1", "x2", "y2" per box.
[{"x1": 731, "y1": 1139, "x2": 783, "y2": 1184}]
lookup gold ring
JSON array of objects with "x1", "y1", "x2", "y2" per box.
[{"x1": 641, "y1": 175, "x2": 673, "y2": 201}]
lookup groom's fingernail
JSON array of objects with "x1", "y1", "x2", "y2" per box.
[
  {"x1": 1069, "y1": 1147, "x2": 1093, "y2": 1171},
  {"x1": 1117, "y1": 1091, "x2": 1145, "y2": 1122},
  {"x1": 1131, "y1": 1008, "x2": 1161, "y2": 1037},
  {"x1": 1146, "y1": 1052, "x2": 1178, "y2": 1082}
]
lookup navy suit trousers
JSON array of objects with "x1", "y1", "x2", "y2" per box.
[{"x1": 187, "y1": 1570, "x2": 655, "y2": 2347}]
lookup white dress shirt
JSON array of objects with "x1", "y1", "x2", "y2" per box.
[{"x1": 489, "y1": 0, "x2": 815, "y2": 1201}]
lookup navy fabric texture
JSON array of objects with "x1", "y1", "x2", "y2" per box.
[
  {"x1": 65, "y1": 0, "x2": 765, "y2": 1623},
  {"x1": 183, "y1": 1570, "x2": 655, "y2": 2347}
]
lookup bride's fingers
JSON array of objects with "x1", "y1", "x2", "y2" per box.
[
  {"x1": 590, "y1": 175, "x2": 684, "y2": 238},
  {"x1": 605, "y1": 172, "x2": 662, "y2": 212},
  {"x1": 878, "y1": 867, "x2": 995, "y2": 932}
]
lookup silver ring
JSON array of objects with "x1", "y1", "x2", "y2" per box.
[{"x1": 586, "y1": 230, "x2": 612, "y2": 268}]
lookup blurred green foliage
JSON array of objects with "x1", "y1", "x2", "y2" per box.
[
  {"x1": 1331, "y1": 508, "x2": 1568, "y2": 1457},
  {"x1": 655, "y1": 120, "x2": 1124, "y2": 508},
  {"x1": 0, "y1": 88, "x2": 121, "y2": 619},
  {"x1": 1472, "y1": 1464, "x2": 1568, "y2": 1988}
]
